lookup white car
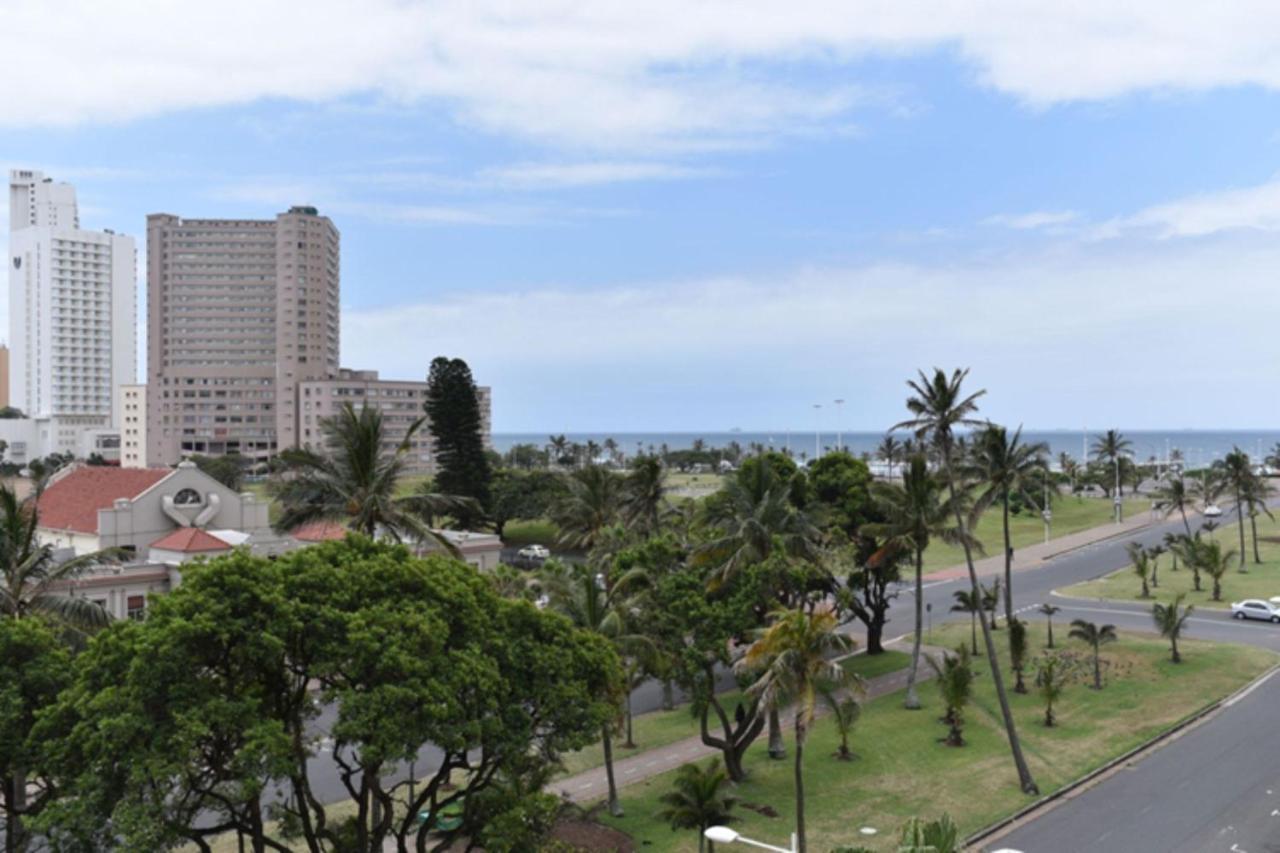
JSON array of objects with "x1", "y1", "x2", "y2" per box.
[
  {"x1": 517, "y1": 544, "x2": 551, "y2": 561},
  {"x1": 1204, "y1": 504, "x2": 1224, "y2": 518},
  {"x1": 1231, "y1": 599, "x2": 1280, "y2": 623}
]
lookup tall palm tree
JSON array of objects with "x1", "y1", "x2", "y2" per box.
[
  {"x1": 1039, "y1": 603, "x2": 1061, "y2": 648},
  {"x1": 1068, "y1": 619, "x2": 1116, "y2": 690},
  {"x1": 1154, "y1": 476, "x2": 1195, "y2": 537},
  {"x1": 1090, "y1": 430, "x2": 1133, "y2": 496},
  {"x1": 1057, "y1": 452, "x2": 1077, "y2": 493},
  {"x1": 0, "y1": 486, "x2": 117, "y2": 632},
  {"x1": 1153, "y1": 594, "x2": 1193, "y2": 663},
  {"x1": 876, "y1": 434, "x2": 903, "y2": 477},
  {"x1": 1191, "y1": 538, "x2": 1234, "y2": 602},
  {"x1": 657, "y1": 760, "x2": 739, "y2": 853},
  {"x1": 965, "y1": 424, "x2": 1048, "y2": 625},
  {"x1": 541, "y1": 562, "x2": 649, "y2": 817},
  {"x1": 1241, "y1": 471, "x2": 1276, "y2": 564},
  {"x1": 950, "y1": 589, "x2": 981, "y2": 655},
  {"x1": 863, "y1": 453, "x2": 973, "y2": 710},
  {"x1": 270, "y1": 403, "x2": 475, "y2": 553},
  {"x1": 550, "y1": 465, "x2": 622, "y2": 550},
  {"x1": 620, "y1": 455, "x2": 668, "y2": 535},
  {"x1": 928, "y1": 646, "x2": 974, "y2": 747},
  {"x1": 896, "y1": 368, "x2": 1037, "y2": 793},
  {"x1": 693, "y1": 461, "x2": 819, "y2": 587},
  {"x1": 739, "y1": 608, "x2": 858, "y2": 853},
  {"x1": 981, "y1": 577, "x2": 1002, "y2": 631},
  {"x1": 1125, "y1": 541, "x2": 1151, "y2": 598},
  {"x1": 1221, "y1": 448, "x2": 1252, "y2": 570}
]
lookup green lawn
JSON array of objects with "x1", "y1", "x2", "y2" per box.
[
  {"x1": 920, "y1": 496, "x2": 1150, "y2": 574},
  {"x1": 1061, "y1": 510, "x2": 1280, "y2": 610},
  {"x1": 501, "y1": 518, "x2": 560, "y2": 547},
  {"x1": 558, "y1": 651, "x2": 911, "y2": 778},
  {"x1": 600, "y1": 621, "x2": 1275, "y2": 851}
]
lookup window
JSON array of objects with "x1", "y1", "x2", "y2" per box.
[
  {"x1": 173, "y1": 487, "x2": 202, "y2": 506},
  {"x1": 127, "y1": 595, "x2": 146, "y2": 621}
]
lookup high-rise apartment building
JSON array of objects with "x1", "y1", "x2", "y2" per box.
[
  {"x1": 145, "y1": 207, "x2": 340, "y2": 466},
  {"x1": 8, "y1": 170, "x2": 136, "y2": 433}
]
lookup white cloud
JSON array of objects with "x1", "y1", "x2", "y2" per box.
[
  {"x1": 344, "y1": 237, "x2": 1280, "y2": 430},
  {"x1": 1094, "y1": 178, "x2": 1280, "y2": 239},
  {"x1": 7, "y1": 2, "x2": 1280, "y2": 148},
  {"x1": 983, "y1": 210, "x2": 1079, "y2": 230}
]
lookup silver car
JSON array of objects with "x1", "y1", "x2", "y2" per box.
[{"x1": 1231, "y1": 599, "x2": 1280, "y2": 623}]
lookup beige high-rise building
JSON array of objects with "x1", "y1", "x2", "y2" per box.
[
  {"x1": 118, "y1": 384, "x2": 146, "y2": 468},
  {"x1": 146, "y1": 207, "x2": 339, "y2": 466}
]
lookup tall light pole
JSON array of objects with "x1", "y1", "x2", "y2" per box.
[
  {"x1": 833, "y1": 398, "x2": 845, "y2": 453},
  {"x1": 813, "y1": 403, "x2": 822, "y2": 460},
  {"x1": 706, "y1": 826, "x2": 797, "y2": 853},
  {"x1": 1114, "y1": 454, "x2": 1122, "y2": 524}
]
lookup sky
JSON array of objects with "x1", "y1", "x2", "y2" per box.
[{"x1": 5, "y1": 1, "x2": 1280, "y2": 432}]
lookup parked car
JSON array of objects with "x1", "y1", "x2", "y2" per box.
[
  {"x1": 1231, "y1": 599, "x2": 1280, "y2": 623},
  {"x1": 1204, "y1": 504, "x2": 1224, "y2": 518},
  {"x1": 517, "y1": 544, "x2": 551, "y2": 561}
]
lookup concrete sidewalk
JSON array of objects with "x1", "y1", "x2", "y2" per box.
[
  {"x1": 924, "y1": 503, "x2": 1176, "y2": 582},
  {"x1": 555, "y1": 639, "x2": 938, "y2": 804}
]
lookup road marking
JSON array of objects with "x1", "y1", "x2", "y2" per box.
[{"x1": 1224, "y1": 667, "x2": 1280, "y2": 707}]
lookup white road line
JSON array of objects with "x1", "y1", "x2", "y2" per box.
[{"x1": 1224, "y1": 668, "x2": 1280, "y2": 707}]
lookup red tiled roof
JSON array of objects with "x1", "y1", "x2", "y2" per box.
[
  {"x1": 291, "y1": 520, "x2": 349, "y2": 542},
  {"x1": 36, "y1": 466, "x2": 173, "y2": 534},
  {"x1": 150, "y1": 527, "x2": 233, "y2": 553}
]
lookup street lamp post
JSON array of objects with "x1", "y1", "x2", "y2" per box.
[
  {"x1": 1114, "y1": 455, "x2": 1122, "y2": 524},
  {"x1": 1042, "y1": 478, "x2": 1052, "y2": 544},
  {"x1": 833, "y1": 398, "x2": 845, "y2": 453},
  {"x1": 705, "y1": 826, "x2": 797, "y2": 853},
  {"x1": 812, "y1": 403, "x2": 822, "y2": 459}
]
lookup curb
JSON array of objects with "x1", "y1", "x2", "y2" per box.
[
  {"x1": 1036, "y1": 518, "x2": 1160, "y2": 561},
  {"x1": 965, "y1": 660, "x2": 1280, "y2": 851}
]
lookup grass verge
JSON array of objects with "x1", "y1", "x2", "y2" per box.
[{"x1": 599, "y1": 620, "x2": 1275, "y2": 851}]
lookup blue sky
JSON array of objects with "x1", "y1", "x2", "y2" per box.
[{"x1": 5, "y1": 2, "x2": 1280, "y2": 432}]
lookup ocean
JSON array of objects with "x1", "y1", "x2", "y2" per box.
[{"x1": 491, "y1": 430, "x2": 1280, "y2": 467}]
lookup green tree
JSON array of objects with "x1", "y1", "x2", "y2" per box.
[
  {"x1": 1039, "y1": 603, "x2": 1061, "y2": 648},
  {"x1": 806, "y1": 451, "x2": 874, "y2": 537},
  {"x1": 620, "y1": 455, "x2": 669, "y2": 536},
  {"x1": 898, "y1": 814, "x2": 960, "y2": 853},
  {"x1": 0, "y1": 617, "x2": 71, "y2": 852},
  {"x1": 1068, "y1": 619, "x2": 1116, "y2": 689},
  {"x1": 270, "y1": 402, "x2": 476, "y2": 552},
  {"x1": 425, "y1": 356, "x2": 493, "y2": 527},
  {"x1": 1008, "y1": 616, "x2": 1029, "y2": 694},
  {"x1": 657, "y1": 759, "x2": 739, "y2": 853},
  {"x1": 739, "y1": 608, "x2": 858, "y2": 853},
  {"x1": 1126, "y1": 541, "x2": 1151, "y2": 598},
  {"x1": 896, "y1": 368, "x2": 1038, "y2": 794},
  {"x1": 188, "y1": 452, "x2": 249, "y2": 490},
  {"x1": 489, "y1": 469, "x2": 568, "y2": 538},
  {"x1": 928, "y1": 647, "x2": 974, "y2": 747},
  {"x1": 0, "y1": 486, "x2": 116, "y2": 632},
  {"x1": 820, "y1": 690, "x2": 861, "y2": 760},
  {"x1": 965, "y1": 424, "x2": 1048, "y2": 625},
  {"x1": 1241, "y1": 470, "x2": 1276, "y2": 564},
  {"x1": 1191, "y1": 537, "x2": 1235, "y2": 602},
  {"x1": 950, "y1": 589, "x2": 981, "y2": 655},
  {"x1": 863, "y1": 454, "x2": 971, "y2": 709},
  {"x1": 1090, "y1": 430, "x2": 1133, "y2": 496},
  {"x1": 1221, "y1": 448, "x2": 1252, "y2": 570},
  {"x1": 1154, "y1": 476, "x2": 1196, "y2": 537},
  {"x1": 1153, "y1": 593, "x2": 1193, "y2": 663},
  {"x1": 1035, "y1": 651, "x2": 1074, "y2": 727},
  {"x1": 875, "y1": 434, "x2": 902, "y2": 478},
  {"x1": 550, "y1": 465, "x2": 622, "y2": 550}
]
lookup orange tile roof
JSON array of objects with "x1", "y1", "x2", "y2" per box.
[
  {"x1": 36, "y1": 466, "x2": 173, "y2": 534},
  {"x1": 291, "y1": 520, "x2": 349, "y2": 542},
  {"x1": 150, "y1": 527, "x2": 233, "y2": 553}
]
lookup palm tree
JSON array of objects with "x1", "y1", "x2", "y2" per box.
[
  {"x1": 1008, "y1": 617, "x2": 1029, "y2": 694},
  {"x1": 550, "y1": 465, "x2": 622, "y2": 550},
  {"x1": 876, "y1": 434, "x2": 903, "y2": 477},
  {"x1": 620, "y1": 455, "x2": 668, "y2": 535},
  {"x1": 1154, "y1": 476, "x2": 1196, "y2": 537},
  {"x1": 820, "y1": 689, "x2": 861, "y2": 760},
  {"x1": 1068, "y1": 619, "x2": 1116, "y2": 690},
  {"x1": 896, "y1": 368, "x2": 1038, "y2": 794},
  {"x1": 1222, "y1": 448, "x2": 1252, "y2": 570},
  {"x1": 1147, "y1": 544, "x2": 1164, "y2": 589},
  {"x1": 1126, "y1": 541, "x2": 1151, "y2": 598},
  {"x1": 1153, "y1": 594, "x2": 1193, "y2": 663},
  {"x1": 657, "y1": 759, "x2": 739, "y2": 853},
  {"x1": 981, "y1": 578, "x2": 1002, "y2": 631},
  {"x1": 1090, "y1": 430, "x2": 1133, "y2": 496},
  {"x1": 898, "y1": 814, "x2": 960, "y2": 853},
  {"x1": 693, "y1": 461, "x2": 819, "y2": 588},
  {"x1": 739, "y1": 608, "x2": 857, "y2": 853},
  {"x1": 966, "y1": 424, "x2": 1048, "y2": 625},
  {"x1": 1036, "y1": 652, "x2": 1072, "y2": 727},
  {"x1": 1058, "y1": 452, "x2": 1078, "y2": 493},
  {"x1": 541, "y1": 563, "x2": 650, "y2": 817},
  {"x1": 268, "y1": 403, "x2": 475, "y2": 553},
  {"x1": 863, "y1": 454, "x2": 973, "y2": 710},
  {"x1": 1241, "y1": 471, "x2": 1276, "y2": 564},
  {"x1": 1039, "y1": 603, "x2": 1061, "y2": 648},
  {"x1": 1163, "y1": 532, "x2": 1182, "y2": 572},
  {"x1": 928, "y1": 646, "x2": 974, "y2": 747},
  {"x1": 0, "y1": 486, "x2": 118, "y2": 632},
  {"x1": 950, "y1": 589, "x2": 981, "y2": 655},
  {"x1": 1191, "y1": 538, "x2": 1235, "y2": 602}
]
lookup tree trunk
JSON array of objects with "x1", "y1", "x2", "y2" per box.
[
  {"x1": 624, "y1": 692, "x2": 635, "y2": 748},
  {"x1": 793, "y1": 721, "x2": 806, "y2": 853},
  {"x1": 1251, "y1": 512, "x2": 1262, "y2": 564},
  {"x1": 1093, "y1": 649, "x2": 1102, "y2": 689},
  {"x1": 1213, "y1": 578, "x2": 1222, "y2": 601},
  {"x1": 1046, "y1": 618, "x2": 1054, "y2": 649},
  {"x1": 1141, "y1": 578, "x2": 1149, "y2": 598},
  {"x1": 943, "y1": 441, "x2": 1039, "y2": 795},
  {"x1": 1151, "y1": 557, "x2": 1158, "y2": 588},
  {"x1": 767, "y1": 708, "x2": 786, "y2": 759},
  {"x1": 661, "y1": 680, "x2": 675, "y2": 711},
  {"x1": 1172, "y1": 636, "x2": 1181, "y2": 664},
  {"x1": 1237, "y1": 490, "x2": 1248, "y2": 570},
  {"x1": 904, "y1": 548, "x2": 924, "y2": 710},
  {"x1": 602, "y1": 723, "x2": 623, "y2": 816},
  {"x1": 970, "y1": 612, "x2": 978, "y2": 655},
  {"x1": 4, "y1": 772, "x2": 23, "y2": 853},
  {"x1": 1002, "y1": 495, "x2": 1013, "y2": 625},
  {"x1": 865, "y1": 617, "x2": 885, "y2": 655},
  {"x1": 1192, "y1": 565, "x2": 1202, "y2": 591}
]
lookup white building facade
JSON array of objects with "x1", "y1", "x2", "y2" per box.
[{"x1": 8, "y1": 170, "x2": 136, "y2": 437}]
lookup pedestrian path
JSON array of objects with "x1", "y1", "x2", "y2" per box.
[
  {"x1": 924, "y1": 504, "x2": 1177, "y2": 582},
  {"x1": 554, "y1": 639, "x2": 940, "y2": 804}
]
